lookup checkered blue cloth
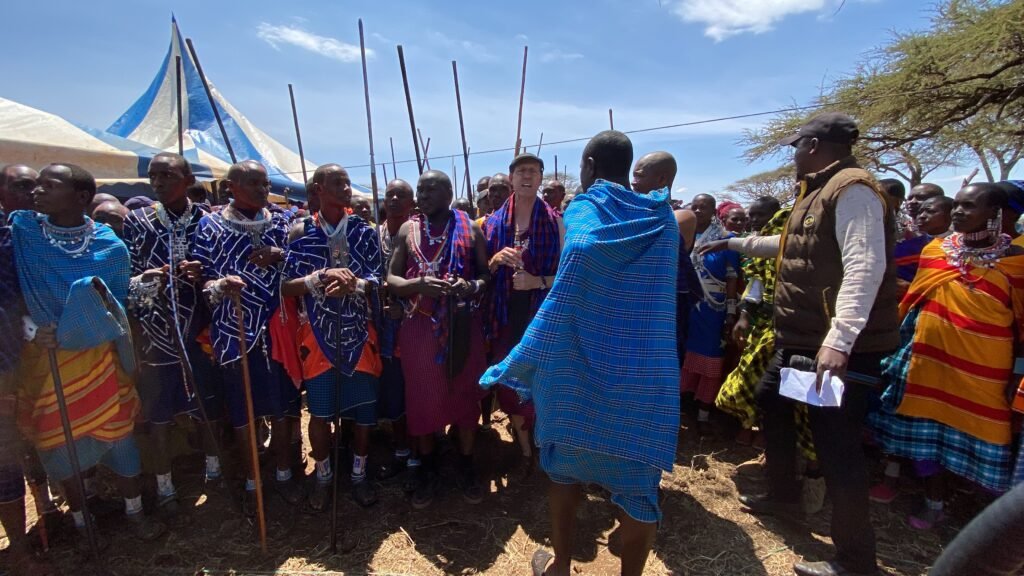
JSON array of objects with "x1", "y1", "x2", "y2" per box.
[
  {"x1": 480, "y1": 180, "x2": 680, "y2": 472},
  {"x1": 872, "y1": 307, "x2": 1014, "y2": 493},
  {"x1": 541, "y1": 442, "x2": 662, "y2": 523},
  {"x1": 9, "y1": 211, "x2": 130, "y2": 351}
]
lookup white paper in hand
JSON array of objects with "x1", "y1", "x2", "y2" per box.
[{"x1": 779, "y1": 368, "x2": 845, "y2": 407}]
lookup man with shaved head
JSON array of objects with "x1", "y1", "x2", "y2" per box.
[
  {"x1": 0, "y1": 164, "x2": 38, "y2": 219},
  {"x1": 193, "y1": 160, "x2": 304, "y2": 516},
  {"x1": 87, "y1": 192, "x2": 120, "y2": 215},
  {"x1": 541, "y1": 179, "x2": 566, "y2": 215},
  {"x1": 483, "y1": 131, "x2": 681, "y2": 576},
  {"x1": 485, "y1": 173, "x2": 511, "y2": 215},
  {"x1": 122, "y1": 151, "x2": 223, "y2": 520},
  {"x1": 375, "y1": 179, "x2": 416, "y2": 487},
  {"x1": 283, "y1": 163, "x2": 384, "y2": 510},
  {"x1": 387, "y1": 170, "x2": 491, "y2": 509},
  {"x1": 92, "y1": 200, "x2": 129, "y2": 237},
  {"x1": 633, "y1": 151, "x2": 702, "y2": 402}
]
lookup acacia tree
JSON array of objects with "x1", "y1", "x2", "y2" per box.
[
  {"x1": 743, "y1": 0, "x2": 1023, "y2": 185},
  {"x1": 723, "y1": 165, "x2": 797, "y2": 204}
]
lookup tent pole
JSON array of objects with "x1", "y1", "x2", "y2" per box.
[
  {"x1": 185, "y1": 38, "x2": 236, "y2": 164},
  {"x1": 175, "y1": 56, "x2": 184, "y2": 156},
  {"x1": 389, "y1": 137, "x2": 397, "y2": 180}
]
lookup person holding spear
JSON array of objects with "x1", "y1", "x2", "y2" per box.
[
  {"x1": 122, "y1": 152, "x2": 225, "y2": 518},
  {"x1": 386, "y1": 170, "x2": 490, "y2": 509},
  {"x1": 192, "y1": 160, "x2": 304, "y2": 519},
  {"x1": 282, "y1": 163, "x2": 384, "y2": 511},
  {"x1": 10, "y1": 163, "x2": 166, "y2": 551}
]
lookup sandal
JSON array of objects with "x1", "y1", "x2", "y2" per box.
[{"x1": 531, "y1": 548, "x2": 555, "y2": 576}]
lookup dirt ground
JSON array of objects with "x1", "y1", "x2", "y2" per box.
[{"x1": 0, "y1": 410, "x2": 983, "y2": 576}]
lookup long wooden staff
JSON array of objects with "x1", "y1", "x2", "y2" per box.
[
  {"x1": 185, "y1": 39, "x2": 236, "y2": 164},
  {"x1": 452, "y1": 61, "x2": 474, "y2": 211},
  {"x1": 288, "y1": 84, "x2": 310, "y2": 205},
  {"x1": 232, "y1": 295, "x2": 267, "y2": 553},
  {"x1": 397, "y1": 46, "x2": 423, "y2": 175},
  {"x1": 46, "y1": 348, "x2": 100, "y2": 558},
  {"x1": 514, "y1": 46, "x2": 528, "y2": 156}
]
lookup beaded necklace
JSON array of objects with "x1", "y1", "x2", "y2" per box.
[
  {"x1": 40, "y1": 215, "x2": 95, "y2": 258},
  {"x1": 222, "y1": 205, "x2": 272, "y2": 248},
  {"x1": 941, "y1": 232, "x2": 1011, "y2": 276},
  {"x1": 154, "y1": 200, "x2": 193, "y2": 261}
]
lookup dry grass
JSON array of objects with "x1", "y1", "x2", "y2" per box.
[{"x1": 0, "y1": 412, "x2": 976, "y2": 575}]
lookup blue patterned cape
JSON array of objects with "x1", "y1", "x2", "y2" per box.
[
  {"x1": 192, "y1": 209, "x2": 290, "y2": 365},
  {"x1": 480, "y1": 181, "x2": 681, "y2": 471},
  {"x1": 123, "y1": 202, "x2": 211, "y2": 365},
  {"x1": 284, "y1": 215, "x2": 383, "y2": 376}
]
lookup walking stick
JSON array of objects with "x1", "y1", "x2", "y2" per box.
[
  {"x1": 231, "y1": 295, "x2": 268, "y2": 553},
  {"x1": 164, "y1": 267, "x2": 224, "y2": 473},
  {"x1": 46, "y1": 347, "x2": 100, "y2": 559},
  {"x1": 329, "y1": 299, "x2": 343, "y2": 554},
  {"x1": 397, "y1": 46, "x2": 423, "y2": 175}
]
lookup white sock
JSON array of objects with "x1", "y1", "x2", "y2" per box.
[
  {"x1": 926, "y1": 498, "x2": 944, "y2": 511},
  {"x1": 697, "y1": 409, "x2": 711, "y2": 423},
  {"x1": 352, "y1": 454, "x2": 367, "y2": 478},
  {"x1": 407, "y1": 458, "x2": 421, "y2": 468},
  {"x1": 156, "y1": 473, "x2": 175, "y2": 497},
  {"x1": 276, "y1": 468, "x2": 292, "y2": 483},
  {"x1": 72, "y1": 510, "x2": 86, "y2": 528},
  {"x1": 124, "y1": 495, "x2": 143, "y2": 516},
  {"x1": 245, "y1": 478, "x2": 257, "y2": 491},
  {"x1": 206, "y1": 456, "x2": 222, "y2": 479},
  {"x1": 316, "y1": 458, "x2": 333, "y2": 483},
  {"x1": 885, "y1": 461, "x2": 900, "y2": 478},
  {"x1": 395, "y1": 448, "x2": 411, "y2": 460}
]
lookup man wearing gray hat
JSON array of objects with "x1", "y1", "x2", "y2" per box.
[{"x1": 702, "y1": 112, "x2": 896, "y2": 576}]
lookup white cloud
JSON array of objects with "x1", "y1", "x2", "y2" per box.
[
  {"x1": 670, "y1": 0, "x2": 827, "y2": 41},
  {"x1": 427, "y1": 32, "x2": 498, "y2": 62},
  {"x1": 256, "y1": 23, "x2": 370, "y2": 63},
  {"x1": 515, "y1": 34, "x2": 530, "y2": 43},
  {"x1": 541, "y1": 50, "x2": 584, "y2": 63}
]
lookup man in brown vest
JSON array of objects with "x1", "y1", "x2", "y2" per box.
[{"x1": 702, "y1": 112, "x2": 897, "y2": 576}]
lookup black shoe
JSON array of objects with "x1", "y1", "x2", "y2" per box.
[
  {"x1": 411, "y1": 468, "x2": 438, "y2": 509},
  {"x1": 242, "y1": 490, "x2": 257, "y2": 518},
  {"x1": 401, "y1": 465, "x2": 420, "y2": 495},
  {"x1": 793, "y1": 560, "x2": 879, "y2": 576},
  {"x1": 308, "y1": 479, "x2": 331, "y2": 512},
  {"x1": 376, "y1": 458, "x2": 407, "y2": 481},
  {"x1": 351, "y1": 479, "x2": 379, "y2": 508},
  {"x1": 457, "y1": 466, "x2": 484, "y2": 505},
  {"x1": 275, "y1": 477, "x2": 305, "y2": 505},
  {"x1": 739, "y1": 494, "x2": 804, "y2": 523}
]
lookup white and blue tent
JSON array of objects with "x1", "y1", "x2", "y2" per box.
[
  {"x1": 107, "y1": 17, "x2": 328, "y2": 199},
  {"x1": 0, "y1": 95, "x2": 230, "y2": 195}
]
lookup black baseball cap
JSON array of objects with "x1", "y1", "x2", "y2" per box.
[
  {"x1": 509, "y1": 152, "x2": 544, "y2": 173},
  {"x1": 779, "y1": 112, "x2": 859, "y2": 147}
]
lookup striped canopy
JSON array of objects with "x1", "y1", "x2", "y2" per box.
[{"x1": 107, "y1": 17, "x2": 330, "y2": 198}]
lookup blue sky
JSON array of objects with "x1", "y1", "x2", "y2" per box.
[{"x1": 2, "y1": 0, "x2": 988, "y2": 200}]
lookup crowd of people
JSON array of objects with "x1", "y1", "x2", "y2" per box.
[{"x1": 0, "y1": 115, "x2": 1023, "y2": 576}]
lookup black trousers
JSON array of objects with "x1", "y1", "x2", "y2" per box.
[
  {"x1": 929, "y1": 481, "x2": 1024, "y2": 576},
  {"x1": 756, "y1": 348, "x2": 882, "y2": 572}
]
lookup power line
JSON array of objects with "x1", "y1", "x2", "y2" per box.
[{"x1": 263, "y1": 82, "x2": 1022, "y2": 179}]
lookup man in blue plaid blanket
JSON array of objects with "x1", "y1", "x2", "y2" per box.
[{"x1": 481, "y1": 131, "x2": 680, "y2": 576}]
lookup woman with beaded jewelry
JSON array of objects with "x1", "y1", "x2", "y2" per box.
[
  {"x1": 10, "y1": 163, "x2": 166, "y2": 549},
  {"x1": 871, "y1": 182, "x2": 1024, "y2": 531}
]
